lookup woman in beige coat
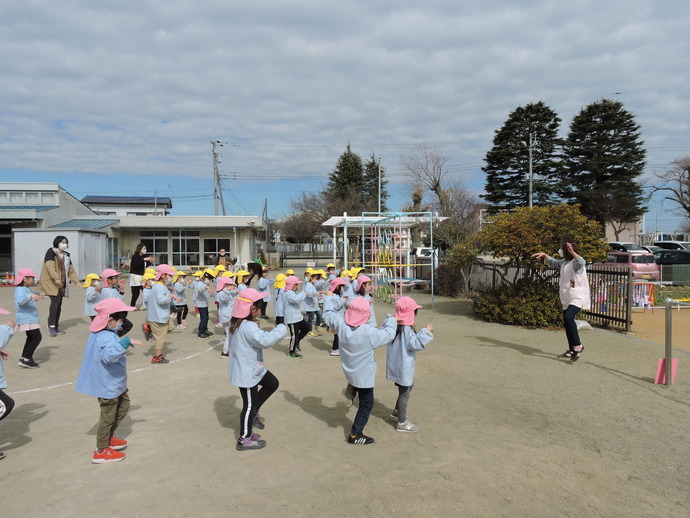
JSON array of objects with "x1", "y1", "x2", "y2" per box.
[{"x1": 39, "y1": 235, "x2": 79, "y2": 337}]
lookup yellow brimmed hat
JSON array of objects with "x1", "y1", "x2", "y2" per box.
[
  {"x1": 222, "y1": 271, "x2": 236, "y2": 278},
  {"x1": 142, "y1": 271, "x2": 157, "y2": 281},
  {"x1": 83, "y1": 273, "x2": 101, "y2": 288},
  {"x1": 236, "y1": 270, "x2": 250, "y2": 278},
  {"x1": 192, "y1": 271, "x2": 205, "y2": 278},
  {"x1": 274, "y1": 273, "x2": 287, "y2": 289}
]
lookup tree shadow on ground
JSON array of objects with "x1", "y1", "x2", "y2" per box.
[
  {"x1": 474, "y1": 335, "x2": 561, "y2": 361},
  {"x1": 213, "y1": 395, "x2": 241, "y2": 434},
  {"x1": 0, "y1": 403, "x2": 48, "y2": 451},
  {"x1": 282, "y1": 390, "x2": 352, "y2": 433}
]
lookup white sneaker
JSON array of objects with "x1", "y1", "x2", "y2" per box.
[
  {"x1": 396, "y1": 420, "x2": 420, "y2": 433},
  {"x1": 330, "y1": 349, "x2": 340, "y2": 356}
]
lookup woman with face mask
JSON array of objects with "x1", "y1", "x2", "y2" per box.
[
  {"x1": 128, "y1": 243, "x2": 155, "y2": 309},
  {"x1": 39, "y1": 235, "x2": 80, "y2": 337}
]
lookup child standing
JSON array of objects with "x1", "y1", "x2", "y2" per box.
[
  {"x1": 83, "y1": 273, "x2": 103, "y2": 321},
  {"x1": 217, "y1": 276, "x2": 238, "y2": 358},
  {"x1": 323, "y1": 295, "x2": 396, "y2": 445},
  {"x1": 256, "y1": 267, "x2": 271, "y2": 319},
  {"x1": 194, "y1": 269, "x2": 216, "y2": 338},
  {"x1": 140, "y1": 271, "x2": 156, "y2": 342},
  {"x1": 0, "y1": 304, "x2": 16, "y2": 460},
  {"x1": 235, "y1": 270, "x2": 251, "y2": 291},
  {"x1": 228, "y1": 289, "x2": 287, "y2": 451},
  {"x1": 283, "y1": 275, "x2": 310, "y2": 359},
  {"x1": 173, "y1": 271, "x2": 191, "y2": 329},
  {"x1": 386, "y1": 296, "x2": 433, "y2": 433},
  {"x1": 146, "y1": 264, "x2": 180, "y2": 364},
  {"x1": 327, "y1": 277, "x2": 347, "y2": 356},
  {"x1": 353, "y1": 274, "x2": 377, "y2": 326},
  {"x1": 304, "y1": 271, "x2": 324, "y2": 336},
  {"x1": 14, "y1": 268, "x2": 44, "y2": 369},
  {"x1": 273, "y1": 274, "x2": 286, "y2": 325},
  {"x1": 75, "y1": 298, "x2": 143, "y2": 463},
  {"x1": 100, "y1": 269, "x2": 133, "y2": 337}
]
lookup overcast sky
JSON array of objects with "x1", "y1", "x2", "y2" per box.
[{"x1": 2, "y1": 1, "x2": 689, "y2": 232}]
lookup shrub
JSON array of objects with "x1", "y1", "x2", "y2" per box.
[
  {"x1": 473, "y1": 277, "x2": 562, "y2": 327},
  {"x1": 435, "y1": 263, "x2": 464, "y2": 297}
]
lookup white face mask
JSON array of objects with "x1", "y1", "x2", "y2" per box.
[
  {"x1": 558, "y1": 249, "x2": 564, "y2": 257},
  {"x1": 58, "y1": 243, "x2": 68, "y2": 251}
]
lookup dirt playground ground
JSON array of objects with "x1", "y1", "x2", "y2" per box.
[{"x1": 0, "y1": 285, "x2": 688, "y2": 518}]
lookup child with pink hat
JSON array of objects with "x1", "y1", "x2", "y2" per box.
[
  {"x1": 322, "y1": 293, "x2": 397, "y2": 445},
  {"x1": 99, "y1": 269, "x2": 133, "y2": 337},
  {"x1": 0, "y1": 304, "x2": 17, "y2": 460},
  {"x1": 227, "y1": 289, "x2": 287, "y2": 451},
  {"x1": 386, "y1": 296, "x2": 433, "y2": 433},
  {"x1": 282, "y1": 275, "x2": 310, "y2": 358},
  {"x1": 14, "y1": 268, "x2": 45, "y2": 368},
  {"x1": 327, "y1": 277, "x2": 347, "y2": 356},
  {"x1": 145, "y1": 264, "x2": 181, "y2": 364},
  {"x1": 75, "y1": 298, "x2": 144, "y2": 464},
  {"x1": 352, "y1": 274, "x2": 377, "y2": 327}
]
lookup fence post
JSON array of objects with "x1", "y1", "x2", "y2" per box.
[
  {"x1": 625, "y1": 269, "x2": 633, "y2": 333},
  {"x1": 664, "y1": 299, "x2": 673, "y2": 386}
]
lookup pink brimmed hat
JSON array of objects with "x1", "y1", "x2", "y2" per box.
[
  {"x1": 100, "y1": 268, "x2": 120, "y2": 282},
  {"x1": 394, "y1": 296, "x2": 422, "y2": 326},
  {"x1": 345, "y1": 297, "x2": 371, "y2": 327},
  {"x1": 14, "y1": 268, "x2": 37, "y2": 286},
  {"x1": 155, "y1": 264, "x2": 176, "y2": 280},
  {"x1": 0, "y1": 304, "x2": 10, "y2": 315},
  {"x1": 89, "y1": 298, "x2": 135, "y2": 332},
  {"x1": 231, "y1": 288, "x2": 268, "y2": 319},
  {"x1": 356, "y1": 274, "x2": 372, "y2": 292},
  {"x1": 330, "y1": 277, "x2": 346, "y2": 291},
  {"x1": 216, "y1": 276, "x2": 237, "y2": 292},
  {"x1": 284, "y1": 275, "x2": 302, "y2": 290}
]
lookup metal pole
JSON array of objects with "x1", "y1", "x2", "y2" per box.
[
  {"x1": 528, "y1": 133, "x2": 534, "y2": 208},
  {"x1": 377, "y1": 157, "x2": 381, "y2": 213},
  {"x1": 664, "y1": 298, "x2": 673, "y2": 386}
]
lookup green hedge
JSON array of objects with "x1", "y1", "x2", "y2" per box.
[{"x1": 473, "y1": 277, "x2": 562, "y2": 327}]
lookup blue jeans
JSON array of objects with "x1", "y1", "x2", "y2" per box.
[
  {"x1": 351, "y1": 387, "x2": 374, "y2": 436},
  {"x1": 563, "y1": 305, "x2": 581, "y2": 350}
]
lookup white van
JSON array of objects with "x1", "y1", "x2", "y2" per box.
[{"x1": 653, "y1": 241, "x2": 690, "y2": 251}]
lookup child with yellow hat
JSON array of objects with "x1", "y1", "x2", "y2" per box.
[{"x1": 83, "y1": 273, "x2": 104, "y2": 321}]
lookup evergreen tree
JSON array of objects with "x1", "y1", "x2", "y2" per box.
[
  {"x1": 362, "y1": 153, "x2": 389, "y2": 212},
  {"x1": 325, "y1": 143, "x2": 365, "y2": 210},
  {"x1": 561, "y1": 99, "x2": 646, "y2": 230},
  {"x1": 482, "y1": 101, "x2": 562, "y2": 212}
]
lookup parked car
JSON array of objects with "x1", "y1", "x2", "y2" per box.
[
  {"x1": 641, "y1": 245, "x2": 663, "y2": 253},
  {"x1": 653, "y1": 241, "x2": 690, "y2": 250},
  {"x1": 653, "y1": 249, "x2": 690, "y2": 265},
  {"x1": 608, "y1": 242, "x2": 646, "y2": 252},
  {"x1": 593, "y1": 251, "x2": 660, "y2": 281}
]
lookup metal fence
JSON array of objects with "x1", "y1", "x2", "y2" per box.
[{"x1": 469, "y1": 263, "x2": 635, "y2": 332}]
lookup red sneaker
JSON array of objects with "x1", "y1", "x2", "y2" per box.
[
  {"x1": 151, "y1": 355, "x2": 170, "y2": 364},
  {"x1": 109, "y1": 436, "x2": 127, "y2": 450},
  {"x1": 92, "y1": 447, "x2": 126, "y2": 464}
]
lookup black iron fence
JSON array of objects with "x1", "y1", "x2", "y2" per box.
[{"x1": 469, "y1": 263, "x2": 635, "y2": 332}]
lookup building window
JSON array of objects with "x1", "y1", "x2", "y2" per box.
[
  {"x1": 140, "y1": 231, "x2": 169, "y2": 265},
  {"x1": 0, "y1": 192, "x2": 6, "y2": 203},
  {"x1": 41, "y1": 192, "x2": 55, "y2": 204},
  {"x1": 26, "y1": 192, "x2": 40, "y2": 204},
  {"x1": 172, "y1": 231, "x2": 200, "y2": 267},
  {"x1": 9, "y1": 192, "x2": 23, "y2": 203},
  {"x1": 203, "y1": 238, "x2": 231, "y2": 266},
  {"x1": 127, "y1": 212, "x2": 150, "y2": 216}
]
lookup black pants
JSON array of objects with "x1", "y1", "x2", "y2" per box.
[
  {"x1": 287, "y1": 319, "x2": 310, "y2": 354},
  {"x1": 563, "y1": 305, "x2": 582, "y2": 350},
  {"x1": 259, "y1": 299, "x2": 268, "y2": 317},
  {"x1": 22, "y1": 329, "x2": 42, "y2": 360},
  {"x1": 332, "y1": 333, "x2": 339, "y2": 351},
  {"x1": 198, "y1": 307, "x2": 209, "y2": 335},
  {"x1": 47, "y1": 294, "x2": 64, "y2": 328},
  {"x1": 351, "y1": 387, "x2": 374, "y2": 436},
  {"x1": 238, "y1": 370, "x2": 279, "y2": 439},
  {"x1": 130, "y1": 286, "x2": 142, "y2": 307},
  {"x1": 176, "y1": 305, "x2": 189, "y2": 325},
  {"x1": 0, "y1": 389, "x2": 15, "y2": 422},
  {"x1": 275, "y1": 316, "x2": 284, "y2": 326}
]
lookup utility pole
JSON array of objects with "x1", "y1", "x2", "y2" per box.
[
  {"x1": 211, "y1": 140, "x2": 227, "y2": 216},
  {"x1": 528, "y1": 132, "x2": 536, "y2": 208}
]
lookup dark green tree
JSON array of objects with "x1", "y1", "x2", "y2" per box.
[
  {"x1": 362, "y1": 153, "x2": 389, "y2": 212},
  {"x1": 325, "y1": 143, "x2": 365, "y2": 210},
  {"x1": 561, "y1": 99, "x2": 647, "y2": 234},
  {"x1": 482, "y1": 101, "x2": 562, "y2": 212}
]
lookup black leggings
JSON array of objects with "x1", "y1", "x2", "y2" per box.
[
  {"x1": 0, "y1": 389, "x2": 15, "y2": 422},
  {"x1": 238, "y1": 370, "x2": 279, "y2": 438},
  {"x1": 22, "y1": 328, "x2": 42, "y2": 360},
  {"x1": 287, "y1": 319, "x2": 311, "y2": 354},
  {"x1": 47, "y1": 294, "x2": 64, "y2": 328},
  {"x1": 176, "y1": 305, "x2": 189, "y2": 324},
  {"x1": 130, "y1": 286, "x2": 142, "y2": 307}
]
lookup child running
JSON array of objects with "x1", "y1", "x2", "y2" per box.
[
  {"x1": 173, "y1": 270, "x2": 191, "y2": 329},
  {"x1": 0, "y1": 304, "x2": 16, "y2": 460},
  {"x1": 14, "y1": 268, "x2": 45, "y2": 369},
  {"x1": 75, "y1": 298, "x2": 143, "y2": 463},
  {"x1": 386, "y1": 296, "x2": 433, "y2": 433},
  {"x1": 228, "y1": 289, "x2": 287, "y2": 451},
  {"x1": 323, "y1": 295, "x2": 396, "y2": 445}
]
